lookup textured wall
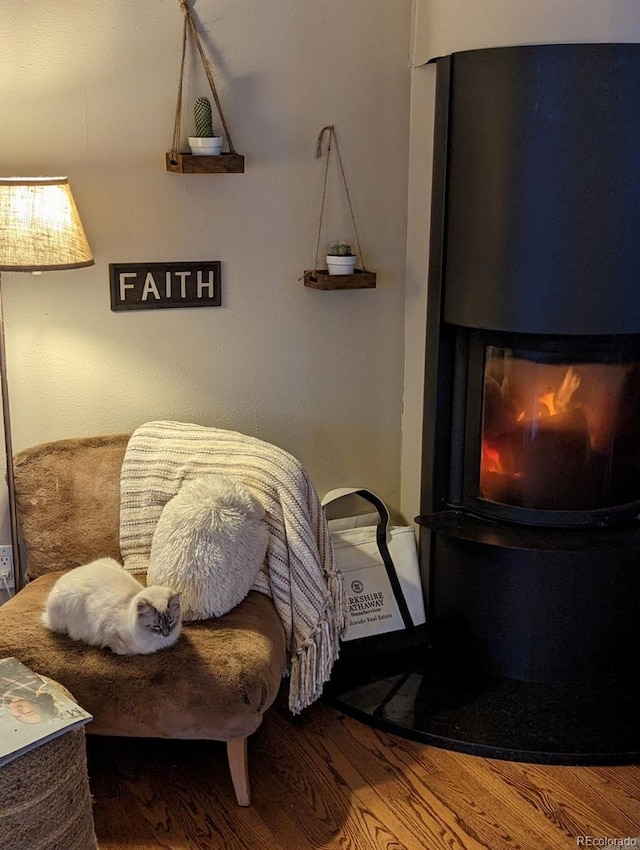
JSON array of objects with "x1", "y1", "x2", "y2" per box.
[{"x1": 0, "y1": 0, "x2": 412, "y2": 552}]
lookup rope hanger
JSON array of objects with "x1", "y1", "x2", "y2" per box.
[
  {"x1": 171, "y1": 0, "x2": 237, "y2": 157},
  {"x1": 313, "y1": 125, "x2": 369, "y2": 273}
]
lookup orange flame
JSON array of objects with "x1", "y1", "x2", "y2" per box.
[{"x1": 482, "y1": 443, "x2": 505, "y2": 474}]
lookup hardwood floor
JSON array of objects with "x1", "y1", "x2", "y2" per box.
[{"x1": 87, "y1": 700, "x2": 640, "y2": 850}]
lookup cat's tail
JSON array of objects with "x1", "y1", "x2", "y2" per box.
[{"x1": 40, "y1": 611, "x2": 65, "y2": 634}]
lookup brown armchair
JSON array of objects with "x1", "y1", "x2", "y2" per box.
[{"x1": 0, "y1": 434, "x2": 287, "y2": 806}]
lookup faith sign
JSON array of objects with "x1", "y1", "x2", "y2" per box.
[{"x1": 109, "y1": 262, "x2": 222, "y2": 311}]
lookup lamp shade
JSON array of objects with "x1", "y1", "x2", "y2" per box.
[{"x1": 0, "y1": 177, "x2": 94, "y2": 272}]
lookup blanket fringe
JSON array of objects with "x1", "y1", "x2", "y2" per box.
[
  {"x1": 328, "y1": 569, "x2": 348, "y2": 634},
  {"x1": 289, "y1": 620, "x2": 331, "y2": 715},
  {"x1": 289, "y1": 569, "x2": 347, "y2": 714}
]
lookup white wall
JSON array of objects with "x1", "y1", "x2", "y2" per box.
[
  {"x1": 413, "y1": 0, "x2": 640, "y2": 64},
  {"x1": 0, "y1": 0, "x2": 413, "y2": 555}
]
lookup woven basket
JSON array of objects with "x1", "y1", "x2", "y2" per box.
[{"x1": 0, "y1": 680, "x2": 97, "y2": 850}]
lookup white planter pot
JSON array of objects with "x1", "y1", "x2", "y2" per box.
[
  {"x1": 326, "y1": 254, "x2": 357, "y2": 275},
  {"x1": 188, "y1": 136, "x2": 223, "y2": 156}
]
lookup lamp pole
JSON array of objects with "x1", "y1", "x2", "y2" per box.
[{"x1": 0, "y1": 271, "x2": 21, "y2": 591}]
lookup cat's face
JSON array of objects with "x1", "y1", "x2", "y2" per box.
[{"x1": 136, "y1": 593, "x2": 181, "y2": 638}]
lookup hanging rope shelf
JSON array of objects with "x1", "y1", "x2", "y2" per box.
[
  {"x1": 303, "y1": 125, "x2": 376, "y2": 290},
  {"x1": 166, "y1": 0, "x2": 244, "y2": 173}
]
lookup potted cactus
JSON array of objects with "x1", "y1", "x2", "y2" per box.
[
  {"x1": 188, "y1": 96, "x2": 223, "y2": 156},
  {"x1": 326, "y1": 241, "x2": 357, "y2": 275}
]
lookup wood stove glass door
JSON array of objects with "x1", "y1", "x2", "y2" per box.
[{"x1": 463, "y1": 333, "x2": 640, "y2": 526}]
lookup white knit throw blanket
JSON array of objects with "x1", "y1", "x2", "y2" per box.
[{"x1": 119, "y1": 421, "x2": 347, "y2": 714}]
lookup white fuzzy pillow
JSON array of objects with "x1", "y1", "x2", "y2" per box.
[{"x1": 147, "y1": 474, "x2": 269, "y2": 622}]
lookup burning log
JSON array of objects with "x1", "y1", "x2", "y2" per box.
[{"x1": 481, "y1": 408, "x2": 594, "y2": 509}]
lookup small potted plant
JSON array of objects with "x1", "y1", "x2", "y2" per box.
[
  {"x1": 188, "y1": 96, "x2": 223, "y2": 156},
  {"x1": 326, "y1": 241, "x2": 357, "y2": 275}
]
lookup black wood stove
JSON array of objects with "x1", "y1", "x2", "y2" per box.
[{"x1": 326, "y1": 43, "x2": 640, "y2": 764}]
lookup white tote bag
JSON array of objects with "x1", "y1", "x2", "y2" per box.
[{"x1": 322, "y1": 488, "x2": 426, "y2": 642}]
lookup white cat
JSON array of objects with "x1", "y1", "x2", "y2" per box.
[{"x1": 41, "y1": 558, "x2": 182, "y2": 655}]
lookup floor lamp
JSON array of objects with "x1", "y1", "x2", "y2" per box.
[{"x1": 0, "y1": 177, "x2": 94, "y2": 592}]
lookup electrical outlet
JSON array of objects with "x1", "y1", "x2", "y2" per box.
[{"x1": 0, "y1": 545, "x2": 14, "y2": 589}]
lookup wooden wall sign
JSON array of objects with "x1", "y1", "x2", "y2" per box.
[{"x1": 109, "y1": 262, "x2": 221, "y2": 311}]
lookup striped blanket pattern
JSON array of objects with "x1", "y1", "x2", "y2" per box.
[{"x1": 119, "y1": 421, "x2": 347, "y2": 713}]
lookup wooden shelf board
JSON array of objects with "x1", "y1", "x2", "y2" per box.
[
  {"x1": 303, "y1": 269, "x2": 377, "y2": 290},
  {"x1": 165, "y1": 152, "x2": 245, "y2": 173}
]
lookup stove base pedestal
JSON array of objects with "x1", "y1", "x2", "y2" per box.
[{"x1": 424, "y1": 512, "x2": 640, "y2": 684}]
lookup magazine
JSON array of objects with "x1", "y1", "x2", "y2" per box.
[{"x1": 0, "y1": 657, "x2": 92, "y2": 768}]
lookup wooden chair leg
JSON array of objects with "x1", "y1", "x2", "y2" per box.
[{"x1": 226, "y1": 737, "x2": 250, "y2": 806}]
